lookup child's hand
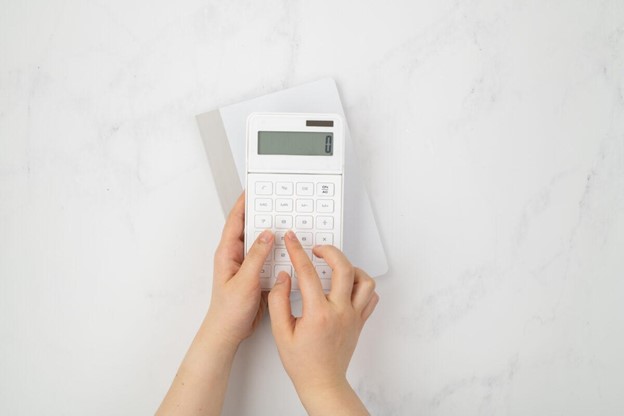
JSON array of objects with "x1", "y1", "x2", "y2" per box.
[
  {"x1": 206, "y1": 192, "x2": 274, "y2": 348},
  {"x1": 268, "y1": 231, "x2": 379, "y2": 414}
]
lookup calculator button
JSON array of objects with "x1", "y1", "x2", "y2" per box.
[
  {"x1": 296, "y1": 182, "x2": 314, "y2": 196},
  {"x1": 290, "y1": 277, "x2": 300, "y2": 290},
  {"x1": 260, "y1": 278, "x2": 275, "y2": 288},
  {"x1": 255, "y1": 215, "x2": 272, "y2": 228},
  {"x1": 304, "y1": 249, "x2": 313, "y2": 260},
  {"x1": 296, "y1": 199, "x2": 314, "y2": 213},
  {"x1": 260, "y1": 264, "x2": 271, "y2": 278},
  {"x1": 316, "y1": 199, "x2": 334, "y2": 213},
  {"x1": 317, "y1": 216, "x2": 334, "y2": 230},
  {"x1": 275, "y1": 198, "x2": 293, "y2": 212},
  {"x1": 296, "y1": 232, "x2": 313, "y2": 246},
  {"x1": 316, "y1": 265, "x2": 332, "y2": 279},
  {"x1": 275, "y1": 231, "x2": 286, "y2": 246},
  {"x1": 316, "y1": 232, "x2": 334, "y2": 245},
  {"x1": 276, "y1": 182, "x2": 293, "y2": 195},
  {"x1": 255, "y1": 198, "x2": 272, "y2": 212},
  {"x1": 255, "y1": 182, "x2": 272, "y2": 195},
  {"x1": 317, "y1": 183, "x2": 334, "y2": 196},
  {"x1": 295, "y1": 216, "x2": 313, "y2": 229},
  {"x1": 275, "y1": 265, "x2": 292, "y2": 278},
  {"x1": 275, "y1": 215, "x2": 293, "y2": 229},
  {"x1": 274, "y1": 248, "x2": 290, "y2": 263}
]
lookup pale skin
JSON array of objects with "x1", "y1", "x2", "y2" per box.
[{"x1": 156, "y1": 193, "x2": 379, "y2": 415}]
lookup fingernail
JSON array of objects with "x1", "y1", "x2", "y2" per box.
[
  {"x1": 275, "y1": 272, "x2": 286, "y2": 284},
  {"x1": 259, "y1": 230, "x2": 273, "y2": 243},
  {"x1": 286, "y1": 230, "x2": 298, "y2": 241}
]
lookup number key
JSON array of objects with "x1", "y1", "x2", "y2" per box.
[
  {"x1": 296, "y1": 232, "x2": 313, "y2": 246},
  {"x1": 296, "y1": 216, "x2": 313, "y2": 229},
  {"x1": 275, "y1": 231, "x2": 286, "y2": 246},
  {"x1": 274, "y1": 248, "x2": 290, "y2": 262},
  {"x1": 275, "y1": 215, "x2": 293, "y2": 229}
]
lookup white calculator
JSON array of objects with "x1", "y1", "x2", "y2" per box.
[{"x1": 245, "y1": 113, "x2": 345, "y2": 291}]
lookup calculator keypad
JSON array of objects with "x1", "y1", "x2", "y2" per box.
[{"x1": 246, "y1": 173, "x2": 342, "y2": 291}]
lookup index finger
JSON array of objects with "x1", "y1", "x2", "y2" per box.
[{"x1": 284, "y1": 231, "x2": 326, "y2": 310}]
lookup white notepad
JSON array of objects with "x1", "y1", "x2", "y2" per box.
[{"x1": 196, "y1": 78, "x2": 388, "y2": 278}]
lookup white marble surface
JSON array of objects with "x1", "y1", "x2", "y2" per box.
[{"x1": 1, "y1": 1, "x2": 624, "y2": 414}]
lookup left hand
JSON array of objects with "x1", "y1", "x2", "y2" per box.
[{"x1": 206, "y1": 192, "x2": 274, "y2": 348}]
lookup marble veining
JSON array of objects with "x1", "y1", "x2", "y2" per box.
[{"x1": 1, "y1": 0, "x2": 623, "y2": 415}]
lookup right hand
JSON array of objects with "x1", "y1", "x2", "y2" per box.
[{"x1": 268, "y1": 230, "x2": 379, "y2": 407}]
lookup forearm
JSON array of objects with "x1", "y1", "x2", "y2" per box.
[
  {"x1": 297, "y1": 378, "x2": 369, "y2": 416},
  {"x1": 156, "y1": 313, "x2": 239, "y2": 416}
]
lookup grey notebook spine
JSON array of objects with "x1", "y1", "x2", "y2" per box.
[{"x1": 196, "y1": 110, "x2": 243, "y2": 215}]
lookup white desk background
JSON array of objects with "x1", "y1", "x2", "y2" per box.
[{"x1": 1, "y1": 1, "x2": 623, "y2": 415}]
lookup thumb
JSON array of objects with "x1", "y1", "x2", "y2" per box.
[{"x1": 268, "y1": 272, "x2": 295, "y2": 339}]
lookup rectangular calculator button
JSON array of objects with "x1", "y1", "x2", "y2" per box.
[
  {"x1": 296, "y1": 199, "x2": 314, "y2": 213},
  {"x1": 296, "y1": 182, "x2": 314, "y2": 196},
  {"x1": 260, "y1": 264, "x2": 271, "y2": 278},
  {"x1": 315, "y1": 265, "x2": 332, "y2": 279},
  {"x1": 317, "y1": 183, "x2": 335, "y2": 196},
  {"x1": 275, "y1": 265, "x2": 292, "y2": 278},
  {"x1": 255, "y1": 198, "x2": 272, "y2": 212},
  {"x1": 295, "y1": 216, "x2": 313, "y2": 229},
  {"x1": 275, "y1": 199, "x2": 293, "y2": 212},
  {"x1": 255, "y1": 182, "x2": 273, "y2": 195},
  {"x1": 296, "y1": 232, "x2": 313, "y2": 246},
  {"x1": 275, "y1": 215, "x2": 293, "y2": 229},
  {"x1": 316, "y1": 232, "x2": 334, "y2": 245},
  {"x1": 260, "y1": 278, "x2": 275, "y2": 288},
  {"x1": 317, "y1": 216, "x2": 334, "y2": 230},
  {"x1": 255, "y1": 215, "x2": 272, "y2": 228},
  {"x1": 276, "y1": 182, "x2": 293, "y2": 195},
  {"x1": 274, "y1": 248, "x2": 290, "y2": 262},
  {"x1": 316, "y1": 199, "x2": 334, "y2": 213},
  {"x1": 275, "y1": 231, "x2": 286, "y2": 246}
]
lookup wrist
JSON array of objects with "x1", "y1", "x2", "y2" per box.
[
  {"x1": 294, "y1": 376, "x2": 369, "y2": 415},
  {"x1": 200, "y1": 309, "x2": 243, "y2": 352},
  {"x1": 296, "y1": 376, "x2": 351, "y2": 406},
  {"x1": 176, "y1": 312, "x2": 239, "y2": 382}
]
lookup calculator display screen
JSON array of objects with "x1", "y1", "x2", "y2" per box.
[{"x1": 258, "y1": 131, "x2": 333, "y2": 156}]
